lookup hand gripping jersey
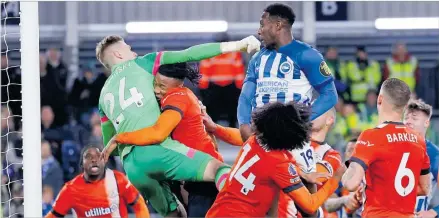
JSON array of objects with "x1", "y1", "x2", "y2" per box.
[
  {"x1": 51, "y1": 169, "x2": 141, "y2": 218},
  {"x1": 311, "y1": 140, "x2": 343, "y2": 218},
  {"x1": 206, "y1": 136, "x2": 304, "y2": 217},
  {"x1": 349, "y1": 121, "x2": 431, "y2": 217},
  {"x1": 277, "y1": 143, "x2": 317, "y2": 218},
  {"x1": 415, "y1": 139, "x2": 439, "y2": 213}
]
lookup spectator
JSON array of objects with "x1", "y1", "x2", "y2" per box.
[
  {"x1": 345, "y1": 46, "x2": 381, "y2": 104},
  {"x1": 69, "y1": 63, "x2": 107, "y2": 122},
  {"x1": 1, "y1": 106, "x2": 22, "y2": 178},
  {"x1": 1, "y1": 51, "x2": 22, "y2": 129},
  {"x1": 88, "y1": 123, "x2": 102, "y2": 146},
  {"x1": 46, "y1": 47, "x2": 69, "y2": 92},
  {"x1": 1, "y1": 105, "x2": 16, "y2": 150},
  {"x1": 325, "y1": 46, "x2": 348, "y2": 97},
  {"x1": 41, "y1": 105, "x2": 63, "y2": 144},
  {"x1": 383, "y1": 42, "x2": 419, "y2": 93},
  {"x1": 199, "y1": 33, "x2": 245, "y2": 127},
  {"x1": 358, "y1": 89, "x2": 379, "y2": 130},
  {"x1": 41, "y1": 140, "x2": 64, "y2": 196},
  {"x1": 4, "y1": 181, "x2": 24, "y2": 218},
  {"x1": 343, "y1": 103, "x2": 362, "y2": 137},
  {"x1": 41, "y1": 49, "x2": 68, "y2": 127},
  {"x1": 42, "y1": 185, "x2": 55, "y2": 216}
]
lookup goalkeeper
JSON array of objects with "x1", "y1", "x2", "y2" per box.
[{"x1": 96, "y1": 35, "x2": 260, "y2": 217}]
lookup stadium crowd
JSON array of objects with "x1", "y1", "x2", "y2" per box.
[{"x1": 1, "y1": 37, "x2": 438, "y2": 217}]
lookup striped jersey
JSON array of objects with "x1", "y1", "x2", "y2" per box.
[{"x1": 245, "y1": 40, "x2": 333, "y2": 109}]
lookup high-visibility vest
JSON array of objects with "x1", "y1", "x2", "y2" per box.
[
  {"x1": 358, "y1": 103, "x2": 379, "y2": 130},
  {"x1": 199, "y1": 52, "x2": 245, "y2": 89},
  {"x1": 345, "y1": 112, "x2": 362, "y2": 133},
  {"x1": 386, "y1": 56, "x2": 417, "y2": 91},
  {"x1": 327, "y1": 60, "x2": 347, "y2": 83},
  {"x1": 345, "y1": 61, "x2": 381, "y2": 103}
]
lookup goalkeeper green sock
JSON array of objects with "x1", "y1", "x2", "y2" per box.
[{"x1": 215, "y1": 165, "x2": 231, "y2": 191}]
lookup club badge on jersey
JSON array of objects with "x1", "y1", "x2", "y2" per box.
[{"x1": 252, "y1": 48, "x2": 314, "y2": 109}]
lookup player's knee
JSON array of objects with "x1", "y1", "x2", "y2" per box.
[{"x1": 204, "y1": 159, "x2": 228, "y2": 181}]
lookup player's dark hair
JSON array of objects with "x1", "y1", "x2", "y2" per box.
[
  {"x1": 252, "y1": 101, "x2": 311, "y2": 151},
  {"x1": 381, "y1": 78, "x2": 411, "y2": 110},
  {"x1": 157, "y1": 62, "x2": 201, "y2": 85},
  {"x1": 406, "y1": 98, "x2": 433, "y2": 119},
  {"x1": 264, "y1": 3, "x2": 296, "y2": 26},
  {"x1": 79, "y1": 144, "x2": 103, "y2": 170}
]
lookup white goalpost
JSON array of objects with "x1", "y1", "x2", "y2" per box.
[{"x1": 20, "y1": 2, "x2": 42, "y2": 217}]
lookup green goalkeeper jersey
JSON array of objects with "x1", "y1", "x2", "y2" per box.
[{"x1": 98, "y1": 43, "x2": 223, "y2": 158}]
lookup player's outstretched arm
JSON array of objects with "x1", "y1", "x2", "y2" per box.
[
  {"x1": 213, "y1": 125, "x2": 243, "y2": 146},
  {"x1": 160, "y1": 36, "x2": 260, "y2": 65},
  {"x1": 273, "y1": 162, "x2": 344, "y2": 215},
  {"x1": 116, "y1": 110, "x2": 182, "y2": 145},
  {"x1": 286, "y1": 177, "x2": 340, "y2": 214},
  {"x1": 203, "y1": 112, "x2": 243, "y2": 146}
]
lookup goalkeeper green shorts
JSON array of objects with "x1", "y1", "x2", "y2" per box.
[{"x1": 122, "y1": 141, "x2": 212, "y2": 216}]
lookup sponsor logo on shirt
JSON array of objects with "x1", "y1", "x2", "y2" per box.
[{"x1": 85, "y1": 205, "x2": 118, "y2": 217}]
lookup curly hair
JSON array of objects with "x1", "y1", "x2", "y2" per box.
[
  {"x1": 251, "y1": 101, "x2": 312, "y2": 151},
  {"x1": 157, "y1": 62, "x2": 201, "y2": 85}
]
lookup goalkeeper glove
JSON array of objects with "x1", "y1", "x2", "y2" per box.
[{"x1": 220, "y1": 35, "x2": 261, "y2": 54}]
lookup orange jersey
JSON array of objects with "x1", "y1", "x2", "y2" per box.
[
  {"x1": 349, "y1": 121, "x2": 430, "y2": 217},
  {"x1": 51, "y1": 169, "x2": 141, "y2": 218},
  {"x1": 311, "y1": 140, "x2": 343, "y2": 218},
  {"x1": 311, "y1": 140, "x2": 343, "y2": 181},
  {"x1": 277, "y1": 142, "x2": 317, "y2": 218},
  {"x1": 207, "y1": 136, "x2": 305, "y2": 217},
  {"x1": 161, "y1": 87, "x2": 223, "y2": 162}
]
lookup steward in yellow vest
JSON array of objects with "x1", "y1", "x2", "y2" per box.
[
  {"x1": 383, "y1": 42, "x2": 419, "y2": 92},
  {"x1": 345, "y1": 46, "x2": 382, "y2": 103}
]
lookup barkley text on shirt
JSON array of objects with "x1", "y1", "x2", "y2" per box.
[{"x1": 386, "y1": 133, "x2": 418, "y2": 143}]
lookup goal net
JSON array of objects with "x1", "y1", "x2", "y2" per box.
[{"x1": 1, "y1": 1, "x2": 41, "y2": 217}]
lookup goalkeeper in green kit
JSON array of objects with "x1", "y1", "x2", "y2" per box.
[{"x1": 96, "y1": 35, "x2": 260, "y2": 217}]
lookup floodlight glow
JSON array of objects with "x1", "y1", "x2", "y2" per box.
[
  {"x1": 126, "y1": 21, "x2": 228, "y2": 34},
  {"x1": 375, "y1": 17, "x2": 439, "y2": 30}
]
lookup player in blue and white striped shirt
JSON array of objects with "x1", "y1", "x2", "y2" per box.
[
  {"x1": 237, "y1": 4, "x2": 338, "y2": 218},
  {"x1": 404, "y1": 99, "x2": 439, "y2": 218},
  {"x1": 238, "y1": 3, "x2": 337, "y2": 141}
]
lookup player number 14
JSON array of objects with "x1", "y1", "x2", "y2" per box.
[
  {"x1": 394, "y1": 152, "x2": 415, "y2": 197},
  {"x1": 230, "y1": 144, "x2": 260, "y2": 195}
]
